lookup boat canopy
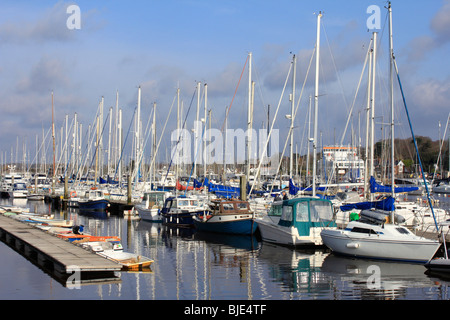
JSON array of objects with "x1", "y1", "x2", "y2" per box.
[
  {"x1": 340, "y1": 196, "x2": 395, "y2": 212},
  {"x1": 369, "y1": 176, "x2": 418, "y2": 193},
  {"x1": 277, "y1": 198, "x2": 336, "y2": 235},
  {"x1": 289, "y1": 179, "x2": 326, "y2": 195}
]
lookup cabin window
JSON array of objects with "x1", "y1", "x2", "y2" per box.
[
  {"x1": 190, "y1": 200, "x2": 198, "y2": 206},
  {"x1": 223, "y1": 203, "x2": 234, "y2": 211},
  {"x1": 395, "y1": 227, "x2": 411, "y2": 235},
  {"x1": 310, "y1": 201, "x2": 333, "y2": 222},
  {"x1": 268, "y1": 205, "x2": 282, "y2": 216},
  {"x1": 350, "y1": 227, "x2": 377, "y2": 235},
  {"x1": 237, "y1": 202, "x2": 248, "y2": 210},
  {"x1": 295, "y1": 202, "x2": 309, "y2": 222},
  {"x1": 280, "y1": 205, "x2": 293, "y2": 222},
  {"x1": 178, "y1": 200, "x2": 188, "y2": 206}
]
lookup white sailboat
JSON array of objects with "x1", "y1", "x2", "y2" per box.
[{"x1": 321, "y1": 3, "x2": 440, "y2": 263}]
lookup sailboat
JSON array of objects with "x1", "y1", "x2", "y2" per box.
[
  {"x1": 320, "y1": 3, "x2": 440, "y2": 263},
  {"x1": 256, "y1": 12, "x2": 337, "y2": 248}
]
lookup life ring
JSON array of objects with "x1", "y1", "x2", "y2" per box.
[{"x1": 70, "y1": 191, "x2": 77, "y2": 198}]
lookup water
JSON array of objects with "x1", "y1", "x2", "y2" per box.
[{"x1": 0, "y1": 195, "x2": 450, "y2": 301}]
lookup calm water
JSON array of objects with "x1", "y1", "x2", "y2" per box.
[{"x1": 0, "y1": 195, "x2": 450, "y2": 301}]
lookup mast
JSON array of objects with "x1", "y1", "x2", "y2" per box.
[
  {"x1": 364, "y1": 41, "x2": 373, "y2": 200},
  {"x1": 136, "y1": 86, "x2": 141, "y2": 183},
  {"x1": 312, "y1": 12, "x2": 322, "y2": 197},
  {"x1": 289, "y1": 54, "x2": 296, "y2": 179},
  {"x1": 247, "y1": 52, "x2": 252, "y2": 181},
  {"x1": 194, "y1": 82, "x2": 201, "y2": 178},
  {"x1": 51, "y1": 91, "x2": 56, "y2": 195},
  {"x1": 388, "y1": 2, "x2": 395, "y2": 223},
  {"x1": 370, "y1": 31, "x2": 377, "y2": 201},
  {"x1": 152, "y1": 102, "x2": 156, "y2": 190},
  {"x1": 203, "y1": 83, "x2": 208, "y2": 194},
  {"x1": 307, "y1": 95, "x2": 311, "y2": 185}
]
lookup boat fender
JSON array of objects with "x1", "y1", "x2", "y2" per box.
[
  {"x1": 346, "y1": 242, "x2": 360, "y2": 249},
  {"x1": 72, "y1": 225, "x2": 84, "y2": 234}
]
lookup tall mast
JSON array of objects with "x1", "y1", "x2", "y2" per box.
[
  {"x1": 152, "y1": 102, "x2": 156, "y2": 189},
  {"x1": 388, "y1": 1, "x2": 395, "y2": 211},
  {"x1": 247, "y1": 52, "x2": 252, "y2": 181},
  {"x1": 194, "y1": 82, "x2": 201, "y2": 178},
  {"x1": 289, "y1": 54, "x2": 297, "y2": 179},
  {"x1": 312, "y1": 12, "x2": 322, "y2": 197},
  {"x1": 136, "y1": 86, "x2": 141, "y2": 182},
  {"x1": 364, "y1": 43, "x2": 373, "y2": 200},
  {"x1": 370, "y1": 31, "x2": 377, "y2": 201},
  {"x1": 203, "y1": 83, "x2": 208, "y2": 195},
  {"x1": 51, "y1": 91, "x2": 56, "y2": 195}
]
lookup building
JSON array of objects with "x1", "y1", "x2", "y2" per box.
[{"x1": 321, "y1": 146, "x2": 365, "y2": 183}]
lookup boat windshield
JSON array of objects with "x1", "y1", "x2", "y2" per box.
[
  {"x1": 309, "y1": 200, "x2": 333, "y2": 222},
  {"x1": 14, "y1": 183, "x2": 27, "y2": 190},
  {"x1": 268, "y1": 204, "x2": 282, "y2": 216},
  {"x1": 280, "y1": 205, "x2": 293, "y2": 222}
]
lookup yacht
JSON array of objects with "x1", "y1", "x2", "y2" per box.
[
  {"x1": 256, "y1": 196, "x2": 337, "y2": 248},
  {"x1": 320, "y1": 209, "x2": 441, "y2": 263}
]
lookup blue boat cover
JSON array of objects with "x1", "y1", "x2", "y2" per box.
[
  {"x1": 289, "y1": 179, "x2": 326, "y2": 195},
  {"x1": 369, "y1": 176, "x2": 418, "y2": 193},
  {"x1": 340, "y1": 196, "x2": 395, "y2": 212}
]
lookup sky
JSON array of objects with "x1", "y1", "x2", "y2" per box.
[{"x1": 0, "y1": 0, "x2": 449, "y2": 166}]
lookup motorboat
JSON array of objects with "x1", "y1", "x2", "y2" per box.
[
  {"x1": 78, "y1": 189, "x2": 110, "y2": 211},
  {"x1": 81, "y1": 241, "x2": 154, "y2": 271},
  {"x1": 256, "y1": 196, "x2": 337, "y2": 248},
  {"x1": 161, "y1": 195, "x2": 207, "y2": 228},
  {"x1": 135, "y1": 190, "x2": 171, "y2": 222},
  {"x1": 320, "y1": 209, "x2": 441, "y2": 263},
  {"x1": 193, "y1": 199, "x2": 257, "y2": 235}
]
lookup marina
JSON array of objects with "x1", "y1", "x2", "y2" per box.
[
  {"x1": 0, "y1": 194, "x2": 449, "y2": 300},
  {"x1": 0, "y1": 1, "x2": 449, "y2": 306}
]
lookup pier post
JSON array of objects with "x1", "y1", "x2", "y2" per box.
[
  {"x1": 240, "y1": 175, "x2": 247, "y2": 201},
  {"x1": 127, "y1": 175, "x2": 132, "y2": 205}
]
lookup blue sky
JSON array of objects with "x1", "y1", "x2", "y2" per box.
[{"x1": 0, "y1": 0, "x2": 449, "y2": 165}]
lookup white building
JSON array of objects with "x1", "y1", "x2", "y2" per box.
[{"x1": 321, "y1": 146, "x2": 365, "y2": 183}]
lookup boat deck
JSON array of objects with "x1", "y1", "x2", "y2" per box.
[{"x1": 0, "y1": 214, "x2": 122, "y2": 276}]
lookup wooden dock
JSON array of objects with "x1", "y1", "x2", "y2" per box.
[{"x1": 0, "y1": 214, "x2": 122, "y2": 279}]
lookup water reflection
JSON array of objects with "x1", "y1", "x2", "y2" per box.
[{"x1": 0, "y1": 195, "x2": 449, "y2": 300}]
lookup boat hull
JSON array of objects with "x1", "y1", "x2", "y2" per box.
[
  {"x1": 193, "y1": 215, "x2": 257, "y2": 235},
  {"x1": 257, "y1": 219, "x2": 324, "y2": 247},
  {"x1": 78, "y1": 199, "x2": 110, "y2": 211},
  {"x1": 162, "y1": 211, "x2": 196, "y2": 227},
  {"x1": 425, "y1": 258, "x2": 450, "y2": 273},
  {"x1": 320, "y1": 229, "x2": 440, "y2": 263},
  {"x1": 135, "y1": 205, "x2": 162, "y2": 223}
]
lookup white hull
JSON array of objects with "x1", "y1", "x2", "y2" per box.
[
  {"x1": 9, "y1": 190, "x2": 28, "y2": 198},
  {"x1": 257, "y1": 219, "x2": 326, "y2": 247},
  {"x1": 321, "y1": 221, "x2": 440, "y2": 263},
  {"x1": 135, "y1": 205, "x2": 162, "y2": 222}
]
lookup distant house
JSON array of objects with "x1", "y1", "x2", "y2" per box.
[{"x1": 394, "y1": 160, "x2": 405, "y2": 176}]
